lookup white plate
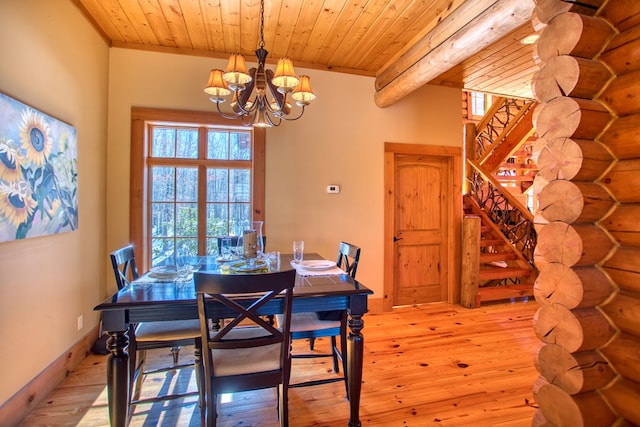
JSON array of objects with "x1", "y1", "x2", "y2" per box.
[
  {"x1": 148, "y1": 265, "x2": 178, "y2": 279},
  {"x1": 298, "y1": 260, "x2": 336, "y2": 271}
]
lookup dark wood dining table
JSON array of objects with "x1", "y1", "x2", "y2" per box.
[{"x1": 94, "y1": 253, "x2": 373, "y2": 427}]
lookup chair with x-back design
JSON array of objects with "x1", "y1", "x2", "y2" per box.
[{"x1": 194, "y1": 268, "x2": 296, "y2": 426}]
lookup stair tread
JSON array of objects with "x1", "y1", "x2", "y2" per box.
[
  {"x1": 479, "y1": 266, "x2": 529, "y2": 273},
  {"x1": 495, "y1": 175, "x2": 536, "y2": 182},
  {"x1": 480, "y1": 239, "x2": 505, "y2": 246},
  {"x1": 500, "y1": 163, "x2": 537, "y2": 169},
  {"x1": 478, "y1": 267, "x2": 531, "y2": 280},
  {"x1": 477, "y1": 284, "x2": 534, "y2": 302},
  {"x1": 480, "y1": 253, "x2": 517, "y2": 262}
]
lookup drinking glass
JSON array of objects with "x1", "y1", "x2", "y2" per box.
[
  {"x1": 233, "y1": 235, "x2": 244, "y2": 258},
  {"x1": 175, "y1": 249, "x2": 190, "y2": 280},
  {"x1": 266, "y1": 251, "x2": 281, "y2": 271},
  {"x1": 220, "y1": 238, "x2": 232, "y2": 260},
  {"x1": 293, "y1": 240, "x2": 304, "y2": 264}
]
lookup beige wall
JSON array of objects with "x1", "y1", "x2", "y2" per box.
[
  {"x1": 107, "y1": 48, "x2": 462, "y2": 304},
  {"x1": 0, "y1": 1, "x2": 109, "y2": 406},
  {"x1": 0, "y1": 0, "x2": 460, "y2": 408}
]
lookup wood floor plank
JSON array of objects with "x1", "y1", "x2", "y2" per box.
[{"x1": 19, "y1": 300, "x2": 539, "y2": 426}]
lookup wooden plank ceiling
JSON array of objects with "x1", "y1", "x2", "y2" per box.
[{"x1": 72, "y1": 0, "x2": 539, "y2": 103}]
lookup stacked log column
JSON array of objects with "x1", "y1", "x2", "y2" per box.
[
  {"x1": 596, "y1": 1, "x2": 640, "y2": 424},
  {"x1": 530, "y1": 0, "x2": 640, "y2": 425}
]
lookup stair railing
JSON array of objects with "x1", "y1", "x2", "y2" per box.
[
  {"x1": 466, "y1": 160, "x2": 536, "y2": 266},
  {"x1": 473, "y1": 97, "x2": 533, "y2": 162}
]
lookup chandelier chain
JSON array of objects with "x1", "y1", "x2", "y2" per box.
[{"x1": 259, "y1": 0, "x2": 265, "y2": 49}]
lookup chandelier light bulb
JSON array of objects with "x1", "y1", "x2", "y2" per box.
[
  {"x1": 291, "y1": 75, "x2": 317, "y2": 106},
  {"x1": 223, "y1": 54, "x2": 252, "y2": 90},
  {"x1": 204, "y1": 69, "x2": 231, "y2": 103},
  {"x1": 272, "y1": 58, "x2": 300, "y2": 92}
]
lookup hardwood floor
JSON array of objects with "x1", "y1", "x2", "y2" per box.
[{"x1": 19, "y1": 300, "x2": 540, "y2": 426}]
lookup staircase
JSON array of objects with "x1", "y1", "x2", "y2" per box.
[
  {"x1": 461, "y1": 96, "x2": 538, "y2": 308},
  {"x1": 462, "y1": 195, "x2": 536, "y2": 308}
]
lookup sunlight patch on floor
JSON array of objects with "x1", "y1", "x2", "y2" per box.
[{"x1": 76, "y1": 385, "x2": 110, "y2": 426}]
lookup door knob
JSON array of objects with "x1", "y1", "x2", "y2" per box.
[{"x1": 393, "y1": 236, "x2": 402, "y2": 242}]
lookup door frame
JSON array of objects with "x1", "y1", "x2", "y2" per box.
[{"x1": 383, "y1": 142, "x2": 463, "y2": 311}]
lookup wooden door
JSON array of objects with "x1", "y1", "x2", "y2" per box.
[
  {"x1": 393, "y1": 155, "x2": 449, "y2": 305},
  {"x1": 383, "y1": 143, "x2": 462, "y2": 311}
]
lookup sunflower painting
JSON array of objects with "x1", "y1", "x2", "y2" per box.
[{"x1": 0, "y1": 92, "x2": 78, "y2": 242}]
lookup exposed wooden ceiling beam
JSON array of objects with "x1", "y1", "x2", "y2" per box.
[
  {"x1": 375, "y1": 0, "x2": 499, "y2": 90},
  {"x1": 374, "y1": 0, "x2": 535, "y2": 108}
]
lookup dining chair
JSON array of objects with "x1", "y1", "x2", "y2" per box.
[
  {"x1": 215, "y1": 234, "x2": 276, "y2": 325},
  {"x1": 194, "y1": 269, "x2": 296, "y2": 427},
  {"x1": 109, "y1": 245, "x2": 202, "y2": 406},
  {"x1": 285, "y1": 241, "x2": 360, "y2": 396}
]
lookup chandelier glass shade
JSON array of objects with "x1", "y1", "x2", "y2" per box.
[{"x1": 204, "y1": 0, "x2": 316, "y2": 127}]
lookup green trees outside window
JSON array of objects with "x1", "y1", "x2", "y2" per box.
[{"x1": 148, "y1": 126, "x2": 253, "y2": 266}]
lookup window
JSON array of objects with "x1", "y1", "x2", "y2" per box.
[
  {"x1": 470, "y1": 91, "x2": 492, "y2": 118},
  {"x1": 130, "y1": 108, "x2": 265, "y2": 270}
]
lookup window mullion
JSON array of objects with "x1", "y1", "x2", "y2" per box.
[
  {"x1": 198, "y1": 127, "x2": 207, "y2": 255},
  {"x1": 173, "y1": 163, "x2": 179, "y2": 257}
]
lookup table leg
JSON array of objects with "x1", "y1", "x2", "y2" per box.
[
  {"x1": 106, "y1": 330, "x2": 130, "y2": 427},
  {"x1": 347, "y1": 313, "x2": 364, "y2": 427}
]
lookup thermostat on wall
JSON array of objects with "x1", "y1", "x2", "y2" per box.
[{"x1": 327, "y1": 185, "x2": 340, "y2": 194}]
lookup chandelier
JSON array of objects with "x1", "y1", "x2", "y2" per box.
[{"x1": 204, "y1": 0, "x2": 316, "y2": 128}]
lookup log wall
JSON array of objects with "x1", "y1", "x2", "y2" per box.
[{"x1": 531, "y1": 0, "x2": 640, "y2": 425}]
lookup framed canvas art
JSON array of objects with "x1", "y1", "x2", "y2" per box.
[{"x1": 0, "y1": 92, "x2": 78, "y2": 242}]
